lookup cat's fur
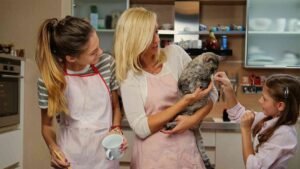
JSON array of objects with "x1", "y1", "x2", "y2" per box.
[{"x1": 165, "y1": 52, "x2": 219, "y2": 169}]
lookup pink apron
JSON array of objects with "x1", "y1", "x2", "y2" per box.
[
  {"x1": 58, "y1": 65, "x2": 118, "y2": 169},
  {"x1": 131, "y1": 73, "x2": 206, "y2": 169}
]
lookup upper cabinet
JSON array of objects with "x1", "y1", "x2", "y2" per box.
[
  {"x1": 245, "y1": 0, "x2": 300, "y2": 68},
  {"x1": 131, "y1": 0, "x2": 173, "y2": 5},
  {"x1": 72, "y1": 0, "x2": 129, "y2": 52}
]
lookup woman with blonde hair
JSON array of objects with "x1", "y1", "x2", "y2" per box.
[
  {"x1": 114, "y1": 7, "x2": 217, "y2": 168},
  {"x1": 36, "y1": 16, "x2": 125, "y2": 169}
]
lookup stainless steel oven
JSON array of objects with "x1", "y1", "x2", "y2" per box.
[{"x1": 0, "y1": 57, "x2": 22, "y2": 128}]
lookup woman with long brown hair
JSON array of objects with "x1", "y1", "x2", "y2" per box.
[{"x1": 36, "y1": 16, "x2": 125, "y2": 169}]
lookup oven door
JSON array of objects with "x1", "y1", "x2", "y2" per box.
[{"x1": 0, "y1": 72, "x2": 21, "y2": 128}]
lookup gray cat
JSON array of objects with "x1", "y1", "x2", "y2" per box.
[{"x1": 165, "y1": 52, "x2": 219, "y2": 169}]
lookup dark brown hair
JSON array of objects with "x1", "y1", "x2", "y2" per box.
[
  {"x1": 35, "y1": 16, "x2": 94, "y2": 117},
  {"x1": 253, "y1": 74, "x2": 300, "y2": 152}
]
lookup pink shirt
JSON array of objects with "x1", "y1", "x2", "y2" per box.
[{"x1": 227, "y1": 103, "x2": 297, "y2": 169}]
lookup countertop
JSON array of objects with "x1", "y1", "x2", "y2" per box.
[
  {"x1": 121, "y1": 117, "x2": 241, "y2": 132},
  {"x1": 121, "y1": 117, "x2": 300, "y2": 132}
]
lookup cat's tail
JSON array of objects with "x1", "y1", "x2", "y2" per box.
[{"x1": 193, "y1": 127, "x2": 215, "y2": 169}]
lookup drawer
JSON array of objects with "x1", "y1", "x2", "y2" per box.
[
  {"x1": 202, "y1": 130, "x2": 216, "y2": 147},
  {"x1": 0, "y1": 130, "x2": 21, "y2": 168}
]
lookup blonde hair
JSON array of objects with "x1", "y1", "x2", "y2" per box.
[
  {"x1": 35, "y1": 16, "x2": 93, "y2": 117},
  {"x1": 114, "y1": 7, "x2": 166, "y2": 82}
]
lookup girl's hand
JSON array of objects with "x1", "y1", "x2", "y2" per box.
[
  {"x1": 214, "y1": 72, "x2": 233, "y2": 93},
  {"x1": 240, "y1": 110, "x2": 255, "y2": 131},
  {"x1": 184, "y1": 80, "x2": 213, "y2": 105},
  {"x1": 161, "y1": 115, "x2": 194, "y2": 135},
  {"x1": 109, "y1": 126, "x2": 128, "y2": 153},
  {"x1": 50, "y1": 146, "x2": 70, "y2": 169},
  {"x1": 109, "y1": 125, "x2": 123, "y2": 135},
  {"x1": 120, "y1": 136, "x2": 128, "y2": 153}
]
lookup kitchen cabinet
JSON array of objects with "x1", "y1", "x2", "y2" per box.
[
  {"x1": 202, "y1": 129, "x2": 244, "y2": 169},
  {"x1": 245, "y1": 0, "x2": 300, "y2": 68},
  {"x1": 0, "y1": 55, "x2": 24, "y2": 169},
  {"x1": 215, "y1": 130, "x2": 243, "y2": 169},
  {"x1": 132, "y1": 0, "x2": 246, "y2": 56},
  {"x1": 202, "y1": 130, "x2": 216, "y2": 165},
  {"x1": 0, "y1": 130, "x2": 22, "y2": 169},
  {"x1": 72, "y1": 0, "x2": 129, "y2": 53},
  {"x1": 196, "y1": 0, "x2": 246, "y2": 57},
  {"x1": 120, "y1": 128, "x2": 134, "y2": 169},
  {"x1": 288, "y1": 121, "x2": 300, "y2": 169}
]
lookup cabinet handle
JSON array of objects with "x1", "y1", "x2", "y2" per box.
[{"x1": 0, "y1": 74, "x2": 24, "y2": 79}]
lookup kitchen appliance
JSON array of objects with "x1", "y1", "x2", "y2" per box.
[
  {"x1": 0, "y1": 57, "x2": 22, "y2": 128},
  {"x1": 174, "y1": 0, "x2": 199, "y2": 42}
]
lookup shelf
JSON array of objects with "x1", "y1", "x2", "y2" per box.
[
  {"x1": 130, "y1": 0, "x2": 173, "y2": 5},
  {"x1": 96, "y1": 29, "x2": 177, "y2": 35},
  {"x1": 248, "y1": 31, "x2": 300, "y2": 35},
  {"x1": 201, "y1": 31, "x2": 245, "y2": 35},
  {"x1": 244, "y1": 65, "x2": 300, "y2": 69},
  {"x1": 96, "y1": 29, "x2": 115, "y2": 33},
  {"x1": 200, "y1": 0, "x2": 246, "y2": 5},
  {"x1": 241, "y1": 85, "x2": 262, "y2": 94},
  {"x1": 185, "y1": 48, "x2": 233, "y2": 56},
  {"x1": 177, "y1": 31, "x2": 245, "y2": 35},
  {"x1": 158, "y1": 30, "x2": 175, "y2": 35}
]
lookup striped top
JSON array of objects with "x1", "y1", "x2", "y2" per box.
[{"x1": 37, "y1": 53, "x2": 119, "y2": 109}]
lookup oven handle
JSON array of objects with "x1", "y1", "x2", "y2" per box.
[{"x1": 0, "y1": 74, "x2": 24, "y2": 79}]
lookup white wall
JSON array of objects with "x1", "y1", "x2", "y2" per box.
[{"x1": 0, "y1": 0, "x2": 71, "y2": 168}]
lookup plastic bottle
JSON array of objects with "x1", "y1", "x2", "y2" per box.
[
  {"x1": 221, "y1": 35, "x2": 228, "y2": 50},
  {"x1": 90, "y1": 5, "x2": 98, "y2": 29}
]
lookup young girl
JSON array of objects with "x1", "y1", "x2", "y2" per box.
[
  {"x1": 214, "y1": 72, "x2": 300, "y2": 169},
  {"x1": 36, "y1": 16, "x2": 124, "y2": 169}
]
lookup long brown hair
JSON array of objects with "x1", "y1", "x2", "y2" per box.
[
  {"x1": 253, "y1": 74, "x2": 300, "y2": 152},
  {"x1": 35, "y1": 16, "x2": 93, "y2": 117}
]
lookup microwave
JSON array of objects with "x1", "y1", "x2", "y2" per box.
[{"x1": 0, "y1": 57, "x2": 22, "y2": 128}]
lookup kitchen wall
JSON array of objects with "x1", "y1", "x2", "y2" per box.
[
  {"x1": 1, "y1": 1, "x2": 299, "y2": 168},
  {"x1": 0, "y1": 0, "x2": 71, "y2": 168}
]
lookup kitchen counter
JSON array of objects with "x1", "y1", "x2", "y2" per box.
[
  {"x1": 121, "y1": 117, "x2": 300, "y2": 132},
  {"x1": 201, "y1": 117, "x2": 240, "y2": 131},
  {"x1": 121, "y1": 117, "x2": 241, "y2": 132}
]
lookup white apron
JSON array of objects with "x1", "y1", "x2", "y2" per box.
[{"x1": 58, "y1": 65, "x2": 119, "y2": 169}]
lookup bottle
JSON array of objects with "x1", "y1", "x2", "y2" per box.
[
  {"x1": 206, "y1": 31, "x2": 220, "y2": 50},
  {"x1": 221, "y1": 35, "x2": 228, "y2": 50},
  {"x1": 222, "y1": 109, "x2": 230, "y2": 122},
  {"x1": 90, "y1": 5, "x2": 98, "y2": 29}
]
